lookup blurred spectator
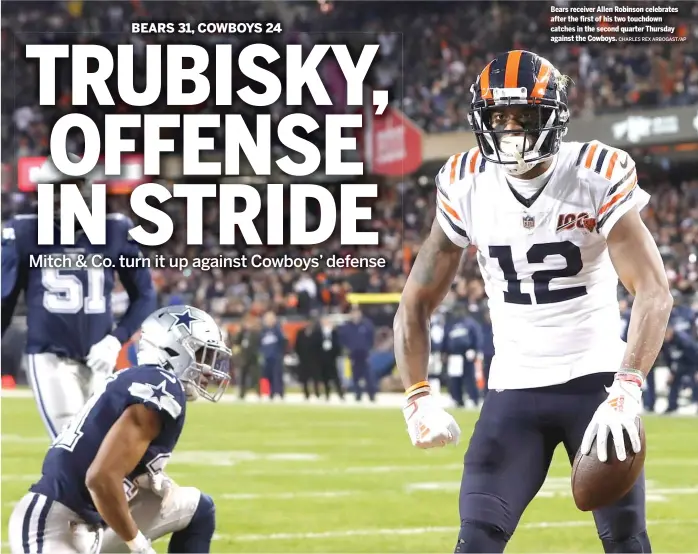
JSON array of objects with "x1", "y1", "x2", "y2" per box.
[
  {"x1": 442, "y1": 306, "x2": 483, "y2": 409},
  {"x1": 259, "y1": 311, "x2": 287, "y2": 399},
  {"x1": 294, "y1": 322, "x2": 321, "y2": 400},
  {"x1": 340, "y1": 306, "x2": 376, "y2": 401},
  {"x1": 311, "y1": 315, "x2": 345, "y2": 401},
  {"x1": 234, "y1": 315, "x2": 262, "y2": 399}
]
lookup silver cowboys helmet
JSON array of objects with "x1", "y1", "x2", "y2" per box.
[{"x1": 137, "y1": 305, "x2": 232, "y2": 402}]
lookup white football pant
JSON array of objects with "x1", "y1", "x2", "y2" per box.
[
  {"x1": 9, "y1": 487, "x2": 202, "y2": 554},
  {"x1": 25, "y1": 353, "x2": 110, "y2": 440},
  {"x1": 100, "y1": 486, "x2": 202, "y2": 553}
]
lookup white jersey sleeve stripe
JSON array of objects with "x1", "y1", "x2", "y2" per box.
[
  {"x1": 602, "y1": 151, "x2": 618, "y2": 179},
  {"x1": 591, "y1": 146, "x2": 609, "y2": 174},
  {"x1": 437, "y1": 192, "x2": 466, "y2": 227},
  {"x1": 448, "y1": 152, "x2": 465, "y2": 184},
  {"x1": 597, "y1": 173, "x2": 637, "y2": 231},
  {"x1": 436, "y1": 205, "x2": 470, "y2": 247}
]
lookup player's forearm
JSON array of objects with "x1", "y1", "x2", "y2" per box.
[
  {"x1": 114, "y1": 280, "x2": 157, "y2": 343},
  {"x1": 86, "y1": 474, "x2": 139, "y2": 542},
  {"x1": 394, "y1": 227, "x2": 462, "y2": 389},
  {"x1": 622, "y1": 288, "x2": 673, "y2": 377},
  {"x1": 394, "y1": 303, "x2": 432, "y2": 389}
]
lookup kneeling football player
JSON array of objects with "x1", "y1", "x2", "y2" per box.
[{"x1": 9, "y1": 305, "x2": 231, "y2": 554}]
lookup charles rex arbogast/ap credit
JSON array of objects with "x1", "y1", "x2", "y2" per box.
[{"x1": 1, "y1": 1, "x2": 697, "y2": 553}]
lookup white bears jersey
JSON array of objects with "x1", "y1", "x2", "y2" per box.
[{"x1": 435, "y1": 141, "x2": 649, "y2": 390}]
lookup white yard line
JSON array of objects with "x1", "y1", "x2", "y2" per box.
[
  {"x1": 222, "y1": 518, "x2": 698, "y2": 542},
  {"x1": 4, "y1": 388, "x2": 697, "y2": 415},
  {"x1": 221, "y1": 491, "x2": 356, "y2": 500},
  {"x1": 2, "y1": 518, "x2": 696, "y2": 548}
]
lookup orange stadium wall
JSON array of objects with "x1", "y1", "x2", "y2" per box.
[{"x1": 225, "y1": 320, "x2": 309, "y2": 348}]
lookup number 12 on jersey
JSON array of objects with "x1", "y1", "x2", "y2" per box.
[{"x1": 489, "y1": 241, "x2": 587, "y2": 305}]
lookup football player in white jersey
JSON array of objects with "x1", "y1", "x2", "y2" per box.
[{"x1": 394, "y1": 50, "x2": 672, "y2": 553}]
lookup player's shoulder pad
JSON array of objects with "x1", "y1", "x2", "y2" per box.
[
  {"x1": 1, "y1": 215, "x2": 38, "y2": 246},
  {"x1": 124, "y1": 365, "x2": 186, "y2": 420},
  {"x1": 435, "y1": 147, "x2": 485, "y2": 196},
  {"x1": 106, "y1": 213, "x2": 138, "y2": 242},
  {"x1": 574, "y1": 140, "x2": 637, "y2": 189}
]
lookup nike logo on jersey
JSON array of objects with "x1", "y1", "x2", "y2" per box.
[
  {"x1": 618, "y1": 154, "x2": 629, "y2": 169},
  {"x1": 556, "y1": 212, "x2": 597, "y2": 233}
]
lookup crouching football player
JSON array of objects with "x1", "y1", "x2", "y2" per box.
[{"x1": 9, "y1": 305, "x2": 231, "y2": 554}]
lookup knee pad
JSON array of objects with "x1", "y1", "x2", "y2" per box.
[
  {"x1": 602, "y1": 531, "x2": 651, "y2": 553},
  {"x1": 454, "y1": 521, "x2": 509, "y2": 553}
]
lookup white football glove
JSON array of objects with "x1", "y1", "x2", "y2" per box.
[
  {"x1": 403, "y1": 393, "x2": 461, "y2": 449},
  {"x1": 134, "y1": 472, "x2": 179, "y2": 518},
  {"x1": 580, "y1": 371, "x2": 644, "y2": 463},
  {"x1": 126, "y1": 530, "x2": 155, "y2": 554},
  {"x1": 85, "y1": 334, "x2": 122, "y2": 374}
]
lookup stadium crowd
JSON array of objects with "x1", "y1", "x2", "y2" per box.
[
  {"x1": 2, "y1": 0, "x2": 698, "y2": 157},
  {"x1": 1, "y1": 1, "x2": 696, "y2": 407},
  {"x1": 1, "y1": 0, "x2": 696, "y2": 313}
]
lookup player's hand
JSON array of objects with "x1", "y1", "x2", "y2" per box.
[
  {"x1": 85, "y1": 334, "x2": 122, "y2": 374},
  {"x1": 135, "y1": 472, "x2": 179, "y2": 518},
  {"x1": 130, "y1": 544, "x2": 156, "y2": 554},
  {"x1": 126, "y1": 530, "x2": 156, "y2": 554},
  {"x1": 150, "y1": 472, "x2": 179, "y2": 517},
  {"x1": 580, "y1": 370, "x2": 644, "y2": 463},
  {"x1": 403, "y1": 393, "x2": 461, "y2": 449}
]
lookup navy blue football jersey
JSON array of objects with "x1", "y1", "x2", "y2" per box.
[
  {"x1": 30, "y1": 364, "x2": 187, "y2": 524},
  {"x1": 1, "y1": 213, "x2": 156, "y2": 359},
  {"x1": 670, "y1": 305, "x2": 697, "y2": 337}
]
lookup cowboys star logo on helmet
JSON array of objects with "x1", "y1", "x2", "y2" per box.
[
  {"x1": 139, "y1": 305, "x2": 232, "y2": 402},
  {"x1": 168, "y1": 308, "x2": 201, "y2": 333}
]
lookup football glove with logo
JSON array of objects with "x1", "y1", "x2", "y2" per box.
[
  {"x1": 402, "y1": 383, "x2": 461, "y2": 449},
  {"x1": 580, "y1": 370, "x2": 644, "y2": 463}
]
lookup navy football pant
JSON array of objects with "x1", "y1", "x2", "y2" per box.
[
  {"x1": 351, "y1": 356, "x2": 376, "y2": 401},
  {"x1": 448, "y1": 362, "x2": 478, "y2": 407},
  {"x1": 482, "y1": 355, "x2": 493, "y2": 396},
  {"x1": 456, "y1": 374, "x2": 649, "y2": 553},
  {"x1": 667, "y1": 367, "x2": 698, "y2": 412},
  {"x1": 262, "y1": 357, "x2": 284, "y2": 398}
]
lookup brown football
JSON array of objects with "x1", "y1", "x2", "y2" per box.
[{"x1": 571, "y1": 417, "x2": 646, "y2": 512}]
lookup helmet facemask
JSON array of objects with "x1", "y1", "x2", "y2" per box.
[
  {"x1": 178, "y1": 336, "x2": 232, "y2": 402},
  {"x1": 468, "y1": 85, "x2": 569, "y2": 176}
]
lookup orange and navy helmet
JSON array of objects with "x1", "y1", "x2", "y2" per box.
[{"x1": 468, "y1": 50, "x2": 570, "y2": 173}]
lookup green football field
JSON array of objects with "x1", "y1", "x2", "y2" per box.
[{"x1": 2, "y1": 395, "x2": 697, "y2": 553}]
